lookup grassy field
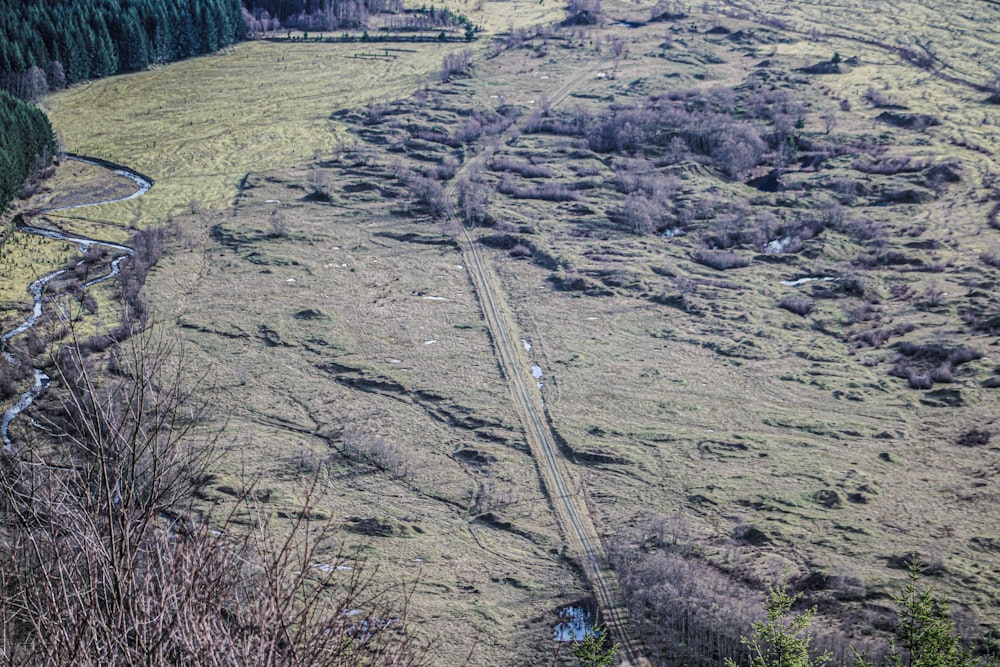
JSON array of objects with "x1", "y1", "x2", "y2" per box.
[
  {"x1": 4, "y1": 0, "x2": 1000, "y2": 663},
  {"x1": 43, "y1": 40, "x2": 451, "y2": 224}
]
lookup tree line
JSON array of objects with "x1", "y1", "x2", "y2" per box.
[
  {"x1": 0, "y1": 0, "x2": 246, "y2": 99},
  {"x1": 241, "y1": 0, "x2": 478, "y2": 36},
  {"x1": 0, "y1": 90, "x2": 54, "y2": 212},
  {"x1": 243, "y1": 0, "x2": 399, "y2": 33}
]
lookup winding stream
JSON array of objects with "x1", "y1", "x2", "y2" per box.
[{"x1": 1, "y1": 156, "x2": 152, "y2": 450}]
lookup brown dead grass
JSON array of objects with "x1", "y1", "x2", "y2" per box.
[{"x1": 11, "y1": 0, "x2": 1000, "y2": 661}]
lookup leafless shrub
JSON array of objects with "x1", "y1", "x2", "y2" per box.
[
  {"x1": 408, "y1": 128, "x2": 460, "y2": 148},
  {"x1": 609, "y1": 532, "x2": 764, "y2": 666},
  {"x1": 0, "y1": 347, "x2": 31, "y2": 400},
  {"x1": 863, "y1": 86, "x2": 893, "y2": 107},
  {"x1": 613, "y1": 169, "x2": 681, "y2": 203},
  {"x1": 112, "y1": 222, "x2": 179, "y2": 336},
  {"x1": 889, "y1": 342, "x2": 982, "y2": 389},
  {"x1": 440, "y1": 49, "x2": 472, "y2": 81},
  {"x1": 455, "y1": 109, "x2": 515, "y2": 145},
  {"x1": 496, "y1": 177, "x2": 578, "y2": 201},
  {"x1": 523, "y1": 104, "x2": 592, "y2": 136},
  {"x1": 487, "y1": 156, "x2": 552, "y2": 178},
  {"x1": 778, "y1": 297, "x2": 814, "y2": 316},
  {"x1": 854, "y1": 155, "x2": 928, "y2": 175},
  {"x1": 269, "y1": 212, "x2": 289, "y2": 237},
  {"x1": 957, "y1": 429, "x2": 992, "y2": 447},
  {"x1": 405, "y1": 174, "x2": 448, "y2": 218},
  {"x1": 423, "y1": 155, "x2": 459, "y2": 181},
  {"x1": 827, "y1": 567, "x2": 866, "y2": 601},
  {"x1": 842, "y1": 216, "x2": 887, "y2": 246},
  {"x1": 650, "y1": 0, "x2": 686, "y2": 20},
  {"x1": 844, "y1": 301, "x2": 879, "y2": 325},
  {"x1": 471, "y1": 474, "x2": 519, "y2": 514},
  {"x1": 712, "y1": 125, "x2": 766, "y2": 179},
  {"x1": 0, "y1": 334, "x2": 427, "y2": 665},
  {"x1": 690, "y1": 249, "x2": 749, "y2": 270},
  {"x1": 456, "y1": 176, "x2": 491, "y2": 226},
  {"x1": 307, "y1": 169, "x2": 335, "y2": 200},
  {"x1": 363, "y1": 102, "x2": 386, "y2": 125},
  {"x1": 509, "y1": 243, "x2": 532, "y2": 258},
  {"x1": 916, "y1": 282, "x2": 945, "y2": 309},
  {"x1": 341, "y1": 424, "x2": 413, "y2": 480},
  {"x1": 454, "y1": 119, "x2": 483, "y2": 144},
  {"x1": 980, "y1": 249, "x2": 1000, "y2": 268},
  {"x1": 962, "y1": 309, "x2": 1000, "y2": 336},
  {"x1": 853, "y1": 323, "x2": 916, "y2": 348},
  {"x1": 565, "y1": 0, "x2": 602, "y2": 24},
  {"x1": 620, "y1": 193, "x2": 663, "y2": 235},
  {"x1": 905, "y1": 370, "x2": 934, "y2": 389}
]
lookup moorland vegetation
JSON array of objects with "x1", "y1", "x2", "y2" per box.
[{"x1": 2, "y1": 0, "x2": 1000, "y2": 664}]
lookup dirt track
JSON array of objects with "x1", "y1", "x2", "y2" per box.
[{"x1": 446, "y1": 54, "x2": 649, "y2": 666}]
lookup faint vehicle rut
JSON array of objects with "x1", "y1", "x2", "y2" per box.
[{"x1": 445, "y1": 56, "x2": 650, "y2": 667}]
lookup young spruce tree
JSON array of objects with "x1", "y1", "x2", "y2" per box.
[
  {"x1": 854, "y1": 564, "x2": 981, "y2": 667},
  {"x1": 725, "y1": 585, "x2": 829, "y2": 667}
]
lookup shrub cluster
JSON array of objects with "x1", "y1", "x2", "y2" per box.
[
  {"x1": 341, "y1": 424, "x2": 412, "y2": 480},
  {"x1": 440, "y1": 49, "x2": 472, "y2": 81},
  {"x1": 889, "y1": 342, "x2": 982, "y2": 389},
  {"x1": 487, "y1": 156, "x2": 552, "y2": 179},
  {"x1": 404, "y1": 173, "x2": 448, "y2": 217},
  {"x1": 497, "y1": 176, "x2": 578, "y2": 201},
  {"x1": 778, "y1": 296, "x2": 814, "y2": 316},
  {"x1": 523, "y1": 84, "x2": 809, "y2": 179},
  {"x1": 691, "y1": 249, "x2": 749, "y2": 271}
]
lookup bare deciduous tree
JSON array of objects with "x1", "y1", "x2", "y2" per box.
[
  {"x1": 456, "y1": 176, "x2": 491, "y2": 226},
  {"x1": 0, "y1": 331, "x2": 429, "y2": 666}
]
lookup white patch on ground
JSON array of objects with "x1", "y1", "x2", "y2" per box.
[
  {"x1": 523, "y1": 340, "x2": 532, "y2": 352},
  {"x1": 424, "y1": 340, "x2": 437, "y2": 345},
  {"x1": 780, "y1": 276, "x2": 833, "y2": 287}
]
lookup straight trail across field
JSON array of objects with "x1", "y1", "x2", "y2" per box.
[{"x1": 446, "y1": 55, "x2": 649, "y2": 667}]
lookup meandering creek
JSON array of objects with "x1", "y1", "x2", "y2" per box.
[{"x1": 1, "y1": 156, "x2": 152, "y2": 450}]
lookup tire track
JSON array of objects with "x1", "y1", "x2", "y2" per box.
[{"x1": 445, "y1": 55, "x2": 649, "y2": 666}]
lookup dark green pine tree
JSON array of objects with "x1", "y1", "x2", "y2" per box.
[{"x1": 854, "y1": 565, "x2": 981, "y2": 667}]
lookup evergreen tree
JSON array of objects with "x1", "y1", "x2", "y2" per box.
[
  {"x1": 0, "y1": 89, "x2": 55, "y2": 211},
  {"x1": 573, "y1": 625, "x2": 619, "y2": 667},
  {"x1": 854, "y1": 565, "x2": 982, "y2": 667},
  {"x1": 0, "y1": 0, "x2": 246, "y2": 93},
  {"x1": 726, "y1": 585, "x2": 830, "y2": 667}
]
